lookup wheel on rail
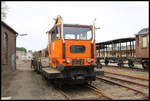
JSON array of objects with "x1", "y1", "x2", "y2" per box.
[
  {"x1": 42, "y1": 73, "x2": 48, "y2": 80},
  {"x1": 128, "y1": 60, "x2": 134, "y2": 68},
  {"x1": 117, "y1": 59, "x2": 123, "y2": 67},
  {"x1": 104, "y1": 59, "x2": 109, "y2": 66},
  {"x1": 142, "y1": 62, "x2": 149, "y2": 70},
  {"x1": 53, "y1": 79, "x2": 63, "y2": 88},
  {"x1": 117, "y1": 63, "x2": 123, "y2": 67},
  {"x1": 128, "y1": 64, "x2": 134, "y2": 68},
  {"x1": 36, "y1": 62, "x2": 41, "y2": 74},
  {"x1": 82, "y1": 81, "x2": 91, "y2": 86},
  {"x1": 33, "y1": 66, "x2": 37, "y2": 72}
]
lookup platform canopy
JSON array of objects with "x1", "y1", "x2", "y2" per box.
[{"x1": 96, "y1": 37, "x2": 135, "y2": 49}]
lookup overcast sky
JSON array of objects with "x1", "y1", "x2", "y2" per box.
[{"x1": 3, "y1": 1, "x2": 149, "y2": 52}]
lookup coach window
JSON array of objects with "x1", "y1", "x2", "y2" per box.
[{"x1": 4, "y1": 32, "x2": 8, "y2": 64}]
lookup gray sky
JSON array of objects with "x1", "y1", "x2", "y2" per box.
[{"x1": 3, "y1": 1, "x2": 149, "y2": 51}]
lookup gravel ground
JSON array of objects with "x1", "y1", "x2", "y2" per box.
[
  {"x1": 92, "y1": 78, "x2": 146, "y2": 100},
  {"x1": 2, "y1": 59, "x2": 66, "y2": 100},
  {"x1": 100, "y1": 76, "x2": 149, "y2": 95}
]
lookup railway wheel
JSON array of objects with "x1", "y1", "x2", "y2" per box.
[
  {"x1": 117, "y1": 60, "x2": 123, "y2": 67},
  {"x1": 88, "y1": 81, "x2": 92, "y2": 85},
  {"x1": 128, "y1": 60, "x2": 134, "y2": 68},
  {"x1": 118, "y1": 63, "x2": 123, "y2": 67},
  {"x1": 128, "y1": 64, "x2": 134, "y2": 68},
  {"x1": 54, "y1": 80, "x2": 63, "y2": 88},
  {"x1": 104, "y1": 59, "x2": 109, "y2": 66},
  {"x1": 142, "y1": 62, "x2": 149, "y2": 70},
  {"x1": 33, "y1": 66, "x2": 36, "y2": 72},
  {"x1": 43, "y1": 74, "x2": 48, "y2": 80},
  {"x1": 37, "y1": 62, "x2": 41, "y2": 74}
]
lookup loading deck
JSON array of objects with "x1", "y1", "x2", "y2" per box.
[{"x1": 41, "y1": 67, "x2": 62, "y2": 79}]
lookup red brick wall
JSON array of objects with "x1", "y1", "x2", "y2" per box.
[
  {"x1": 1, "y1": 24, "x2": 17, "y2": 77},
  {"x1": 135, "y1": 34, "x2": 149, "y2": 58}
]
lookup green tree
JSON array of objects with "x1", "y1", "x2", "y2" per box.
[
  {"x1": 1, "y1": 1, "x2": 8, "y2": 21},
  {"x1": 16, "y1": 47, "x2": 27, "y2": 52},
  {"x1": 28, "y1": 50, "x2": 32, "y2": 52}
]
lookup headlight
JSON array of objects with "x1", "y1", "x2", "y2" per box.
[
  {"x1": 87, "y1": 58, "x2": 91, "y2": 63},
  {"x1": 66, "y1": 59, "x2": 70, "y2": 63}
]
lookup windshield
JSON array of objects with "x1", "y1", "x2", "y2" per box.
[{"x1": 63, "y1": 27, "x2": 92, "y2": 40}]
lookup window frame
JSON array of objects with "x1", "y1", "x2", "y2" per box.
[
  {"x1": 3, "y1": 32, "x2": 8, "y2": 64},
  {"x1": 142, "y1": 36, "x2": 147, "y2": 48}
]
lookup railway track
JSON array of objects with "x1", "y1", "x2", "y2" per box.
[
  {"x1": 48, "y1": 77, "x2": 148, "y2": 100},
  {"x1": 96, "y1": 76, "x2": 149, "y2": 98},
  {"x1": 93, "y1": 77, "x2": 148, "y2": 99},
  {"x1": 103, "y1": 72, "x2": 149, "y2": 87},
  {"x1": 86, "y1": 85, "x2": 119, "y2": 100},
  {"x1": 101, "y1": 75, "x2": 148, "y2": 88},
  {"x1": 47, "y1": 67, "x2": 149, "y2": 100},
  {"x1": 53, "y1": 84, "x2": 117, "y2": 100},
  {"x1": 103, "y1": 70, "x2": 149, "y2": 81}
]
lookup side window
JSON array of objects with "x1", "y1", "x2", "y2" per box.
[
  {"x1": 87, "y1": 30, "x2": 92, "y2": 40},
  {"x1": 4, "y1": 32, "x2": 8, "y2": 64},
  {"x1": 142, "y1": 36, "x2": 147, "y2": 48},
  {"x1": 56, "y1": 27, "x2": 60, "y2": 40},
  {"x1": 51, "y1": 29, "x2": 55, "y2": 42},
  {"x1": 50, "y1": 26, "x2": 60, "y2": 42},
  {"x1": 48, "y1": 32, "x2": 51, "y2": 43},
  {"x1": 136, "y1": 35, "x2": 139, "y2": 47}
]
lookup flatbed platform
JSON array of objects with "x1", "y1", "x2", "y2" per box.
[
  {"x1": 42, "y1": 67, "x2": 61, "y2": 74},
  {"x1": 41, "y1": 67, "x2": 62, "y2": 79},
  {"x1": 41, "y1": 67, "x2": 104, "y2": 79}
]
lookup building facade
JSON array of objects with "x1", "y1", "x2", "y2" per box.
[
  {"x1": 1, "y1": 21, "x2": 18, "y2": 77},
  {"x1": 135, "y1": 28, "x2": 149, "y2": 58}
]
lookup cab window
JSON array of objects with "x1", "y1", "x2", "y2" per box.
[
  {"x1": 56, "y1": 27, "x2": 60, "y2": 40},
  {"x1": 51, "y1": 26, "x2": 60, "y2": 42}
]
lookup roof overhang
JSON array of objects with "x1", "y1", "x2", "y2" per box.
[
  {"x1": 1, "y1": 21, "x2": 18, "y2": 35},
  {"x1": 96, "y1": 37, "x2": 135, "y2": 45}
]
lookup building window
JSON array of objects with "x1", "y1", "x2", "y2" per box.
[
  {"x1": 136, "y1": 35, "x2": 139, "y2": 47},
  {"x1": 142, "y1": 36, "x2": 147, "y2": 48},
  {"x1": 4, "y1": 32, "x2": 8, "y2": 64}
]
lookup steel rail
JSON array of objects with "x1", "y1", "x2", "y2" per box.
[
  {"x1": 96, "y1": 76, "x2": 149, "y2": 97},
  {"x1": 54, "y1": 85, "x2": 101, "y2": 100},
  {"x1": 104, "y1": 71, "x2": 149, "y2": 81},
  {"x1": 71, "y1": 96, "x2": 100, "y2": 100},
  {"x1": 87, "y1": 85, "x2": 120, "y2": 100},
  {"x1": 99, "y1": 75, "x2": 149, "y2": 88},
  {"x1": 55, "y1": 87, "x2": 72, "y2": 100}
]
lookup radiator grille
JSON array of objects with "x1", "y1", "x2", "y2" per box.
[{"x1": 72, "y1": 59, "x2": 84, "y2": 66}]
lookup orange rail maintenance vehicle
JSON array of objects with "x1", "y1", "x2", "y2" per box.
[{"x1": 32, "y1": 16, "x2": 104, "y2": 87}]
